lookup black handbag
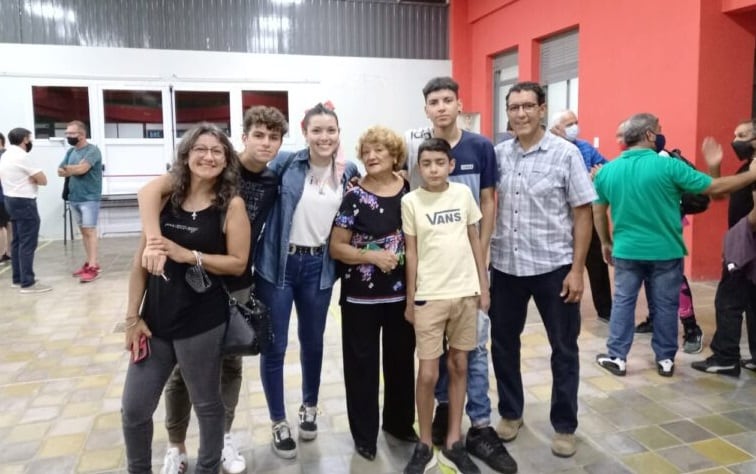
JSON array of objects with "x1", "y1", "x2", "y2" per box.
[{"x1": 221, "y1": 284, "x2": 273, "y2": 356}]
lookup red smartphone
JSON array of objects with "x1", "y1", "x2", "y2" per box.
[{"x1": 132, "y1": 335, "x2": 150, "y2": 363}]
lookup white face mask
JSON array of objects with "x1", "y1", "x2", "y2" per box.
[{"x1": 564, "y1": 124, "x2": 579, "y2": 142}]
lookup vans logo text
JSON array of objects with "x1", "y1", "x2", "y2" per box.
[{"x1": 426, "y1": 209, "x2": 462, "y2": 225}]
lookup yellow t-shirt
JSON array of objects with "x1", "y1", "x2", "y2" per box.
[{"x1": 401, "y1": 182, "x2": 483, "y2": 300}]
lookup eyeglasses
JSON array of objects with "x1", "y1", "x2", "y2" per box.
[
  {"x1": 506, "y1": 102, "x2": 540, "y2": 113},
  {"x1": 191, "y1": 145, "x2": 226, "y2": 158}
]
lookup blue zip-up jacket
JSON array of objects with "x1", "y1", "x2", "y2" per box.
[{"x1": 255, "y1": 148, "x2": 360, "y2": 290}]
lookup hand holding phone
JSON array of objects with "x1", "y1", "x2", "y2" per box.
[{"x1": 132, "y1": 335, "x2": 150, "y2": 363}]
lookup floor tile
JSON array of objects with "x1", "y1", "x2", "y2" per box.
[
  {"x1": 691, "y1": 438, "x2": 753, "y2": 465},
  {"x1": 621, "y1": 451, "x2": 681, "y2": 474},
  {"x1": 660, "y1": 420, "x2": 716, "y2": 443}
]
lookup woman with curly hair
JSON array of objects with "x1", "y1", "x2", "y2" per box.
[
  {"x1": 121, "y1": 123, "x2": 250, "y2": 474},
  {"x1": 330, "y1": 126, "x2": 417, "y2": 460}
]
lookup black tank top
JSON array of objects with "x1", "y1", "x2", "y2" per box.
[{"x1": 142, "y1": 205, "x2": 227, "y2": 340}]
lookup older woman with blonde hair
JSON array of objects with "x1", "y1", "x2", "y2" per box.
[{"x1": 330, "y1": 125, "x2": 417, "y2": 460}]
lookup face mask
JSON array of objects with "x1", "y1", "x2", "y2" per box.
[
  {"x1": 25, "y1": 141, "x2": 32, "y2": 153},
  {"x1": 654, "y1": 133, "x2": 666, "y2": 153},
  {"x1": 564, "y1": 124, "x2": 579, "y2": 142},
  {"x1": 731, "y1": 140, "x2": 754, "y2": 161},
  {"x1": 66, "y1": 136, "x2": 80, "y2": 146}
]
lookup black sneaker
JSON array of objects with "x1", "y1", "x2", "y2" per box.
[
  {"x1": 431, "y1": 402, "x2": 448, "y2": 446},
  {"x1": 635, "y1": 318, "x2": 653, "y2": 333},
  {"x1": 404, "y1": 442, "x2": 436, "y2": 474},
  {"x1": 271, "y1": 420, "x2": 297, "y2": 459},
  {"x1": 298, "y1": 404, "x2": 318, "y2": 441},
  {"x1": 466, "y1": 426, "x2": 518, "y2": 474},
  {"x1": 439, "y1": 441, "x2": 481, "y2": 474},
  {"x1": 691, "y1": 356, "x2": 740, "y2": 377},
  {"x1": 682, "y1": 325, "x2": 704, "y2": 354},
  {"x1": 741, "y1": 358, "x2": 756, "y2": 373}
]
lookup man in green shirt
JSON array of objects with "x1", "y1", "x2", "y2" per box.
[{"x1": 593, "y1": 113, "x2": 756, "y2": 377}]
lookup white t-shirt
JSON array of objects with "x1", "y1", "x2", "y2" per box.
[
  {"x1": 289, "y1": 162, "x2": 343, "y2": 246},
  {"x1": 401, "y1": 182, "x2": 483, "y2": 300},
  {"x1": 0, "y1": 145, "x2": 42, "y2": 198}
]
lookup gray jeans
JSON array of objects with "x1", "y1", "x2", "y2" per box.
[
  {"x1": 121, "y1": 323, "x2": 225, "y2": 474},
  {"x1": 165, "y1": 288, "x2": 249, "y2": 440}
]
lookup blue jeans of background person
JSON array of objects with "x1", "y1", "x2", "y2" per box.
[
  {"x1": 489, "y1": 265, "x2": 580, "y2": 434},
  {"x1": 4, "y1": 197, "x2": 41, "y2": 287},
  {"x1": 608, "y1": 258, "x2": 682, "y2": 362},
  {"x1": 434, "y1": 310, "x2": 491, "y2": 426},
  {"x1": 256, "y1": 252, "x2": 334, "y2": 422}
]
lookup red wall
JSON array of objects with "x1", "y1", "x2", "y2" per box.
[{"x1": 450, "y1": 0, "x2": 756, "y2": 279}]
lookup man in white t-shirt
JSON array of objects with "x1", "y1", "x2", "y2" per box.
[{"x1": 0, "y1": 127, "x2": 51, "y2": 293}]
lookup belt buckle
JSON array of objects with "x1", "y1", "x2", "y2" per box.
[{"x1": 288, "y1": 243, "x2": 296, "y2": 255}]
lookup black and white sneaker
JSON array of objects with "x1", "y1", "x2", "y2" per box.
[
  {"x1": 271, "y1": 420, "x2": 297, "y2": 459},
  {"x1": 691, "y1": 356, "x2": 740, "y2": 377},
  {"x1": 656, "y1": 359, "x2": 674, "y2": 377},
  {"x1": 596, "y1": 353, "x2": 627, "y2": 376},
  {"x1": 298, "y1": 404, "x2": 318, "y2": 441},
  {"x1": 741, "y1": 358, "x2": 756, "y2": 373},
  {"x1": 438, "y1": 441, "x2": 481, "y2": 474},
  {"x1": 682, "y1": 326, "x2": 704, "y2": 354},
  {"x1": 404, "y1": 442, "x2": 436, "y2": 474}
]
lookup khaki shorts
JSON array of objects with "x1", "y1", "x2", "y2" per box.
[{"x1": 413, "y1": 296, "x2": 478, "y2": 360}]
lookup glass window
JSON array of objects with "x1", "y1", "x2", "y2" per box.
[
  {"x1": 175, "y1": 91, "x2": 230, "y2": 137},
  {"x1": 104, "y1": 90, "x2": 163, "y2": 138},
  {"x1": 32, "y1": 86, "x2": 90, "y2": 139},
  {"x1": 241, "y1": 90, "x2": 289, "y2": 126}
]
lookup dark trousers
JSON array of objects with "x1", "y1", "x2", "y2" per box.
[
  {"x1": 341, "y1": 301, "x2": 416, "y2": 450},
  {"x1": 4, "y1": 197, "x2": 40, "y2": 287},
  {"x1": 710, "y1": 265, "x2": 756, "y2": 364},
  {"x1": 586, "y1": 227, "x2": 612, "y2": 319},
  {"x1": 489, "y1": 265, "x2": 581, "y2": 434}
]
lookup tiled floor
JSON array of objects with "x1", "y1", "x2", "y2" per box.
[{"x1": 0, "y1": 236, "x2": 755, "y2": 474}]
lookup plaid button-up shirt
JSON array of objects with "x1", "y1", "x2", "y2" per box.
[{"x1": 491, "y1": 132, "x2": 597, "y2": 276}]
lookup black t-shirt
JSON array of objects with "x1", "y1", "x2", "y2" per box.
[
  {"x1": 142, "y1": 205, "x2": 227, "y2": 340},
  {"x1": 226, "y1": 165, "x2": 279, "y2": 291},
  {"x1": 333, "y1": 182, "x2": 408, "y2": 304},
  {"x1": 728, "y1": 161, "x2": 755, "y2": 228}
]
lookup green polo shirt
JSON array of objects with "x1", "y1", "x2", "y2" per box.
[{"x1": 594, "y1": 148, "x2": 712, "y2": 260}]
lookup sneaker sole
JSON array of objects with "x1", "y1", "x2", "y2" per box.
[
  {"x1": 657, "y1": 367, "x2": 675, "y2": 377},
  {"x1": 271, "y1": 444, "x2": 297, "y2": 459},
  {"x1": 596, "y1": 360, "x2": 626, "y2": 376},
  {"x1": 19, "y1": 288, "x2": 53, "y2": 294},
  {"x1": 692, "y1": 364, "x2": 740, "y2": 377},
  {"x1": 741, "y1": 361, "x2": 756, "y2": 372},
  {"x1": 467, "y1": 448, "x2": 518, "y2": 474},
  {"x1": 80, "y1": 275, "x2": 100, "y2": 283},
  {"x1": 299, "y1": 429, "x2": 317, "y2": 441},
  {"x1": 551, "y1": 446, "x2": 577, "y2": 458}
]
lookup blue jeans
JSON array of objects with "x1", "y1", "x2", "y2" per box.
[
  {"x1": 608, "y1": 258, "x2": 683, "y2": 361},
  {"x1": 489, "y1": 265, "x2": 580, "y2": 434},
  {"x1": 4, "y1": 197, "x2": 41, "y2": 287},
  {"x1": 256, "y1": 252, "x2": 334, "y2": 422},
  {"x1": 434, "y1": 310, "x2": 491, "y2": 426}
]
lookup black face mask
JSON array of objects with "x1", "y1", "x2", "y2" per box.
[
  {"x1": 25, "y1": 141, "x2": 33, "y2": 153},
  {"x1": 731, "y1": 140, "x2": 754, "y2": 161},
  {"x1": 66, "y1": 136, "x2": 80, "y2": 146}
]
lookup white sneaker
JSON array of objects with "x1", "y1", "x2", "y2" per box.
[
  {"x1": 19, "y1": 282, "x2": 52, "y2": 294},
  {"x1": 657, "y1": 359, "x2": 675, "y2": 377},
  {"x1": 160, "y1": 447, "x2": 188, "y2": 474},
  {"x1": 222, "y1": 433, "x2": 246, "y2": 474}
]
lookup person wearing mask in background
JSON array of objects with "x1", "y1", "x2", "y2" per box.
[
  {"x1": 0, "y1": 132, "x2": 12, "y2": 265},
  {"x1": 0, "y1": 127, "x2": 50, "y2": 293},
  {"x1": 692, "y1": 119, "x2": 756, "y2": 377},
  {"x1": 138, "y1": 106, "x2": 289, "y2": 474},
  {"x1": 551, "y1": 110, "x2": 612, "y2": 323},
  {"x1": 58, "y1": 120, "x2": 103, "y2": 283},
  {"x1": 255, "y1": 103, "x2": 360, "y2": 459},
  {"x1": 594, "y1": 113, "x2": 756, "y2": 379}
]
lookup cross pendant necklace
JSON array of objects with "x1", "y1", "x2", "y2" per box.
[{"x1": 191, "y1": 211, "x2": 197, "y2": 220}]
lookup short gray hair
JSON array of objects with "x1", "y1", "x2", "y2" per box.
[{"x1": 623, "y1": 113, "x2": 659, "y2": 147}]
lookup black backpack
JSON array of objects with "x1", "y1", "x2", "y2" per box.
[{"x1": 667, "y1": 149, "x2": 710, "y2": 215}]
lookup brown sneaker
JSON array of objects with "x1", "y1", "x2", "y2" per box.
[
  {"x1": 495, "y1": 418, "x2": 523, "y2": 442},
  {"x1": 551, "y1": 433, "x2": 576, "y2": 457}
]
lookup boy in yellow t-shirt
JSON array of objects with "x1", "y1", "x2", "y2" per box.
[{"x1": 401, "y1": 137, "x2": 489, "y2": 474}]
